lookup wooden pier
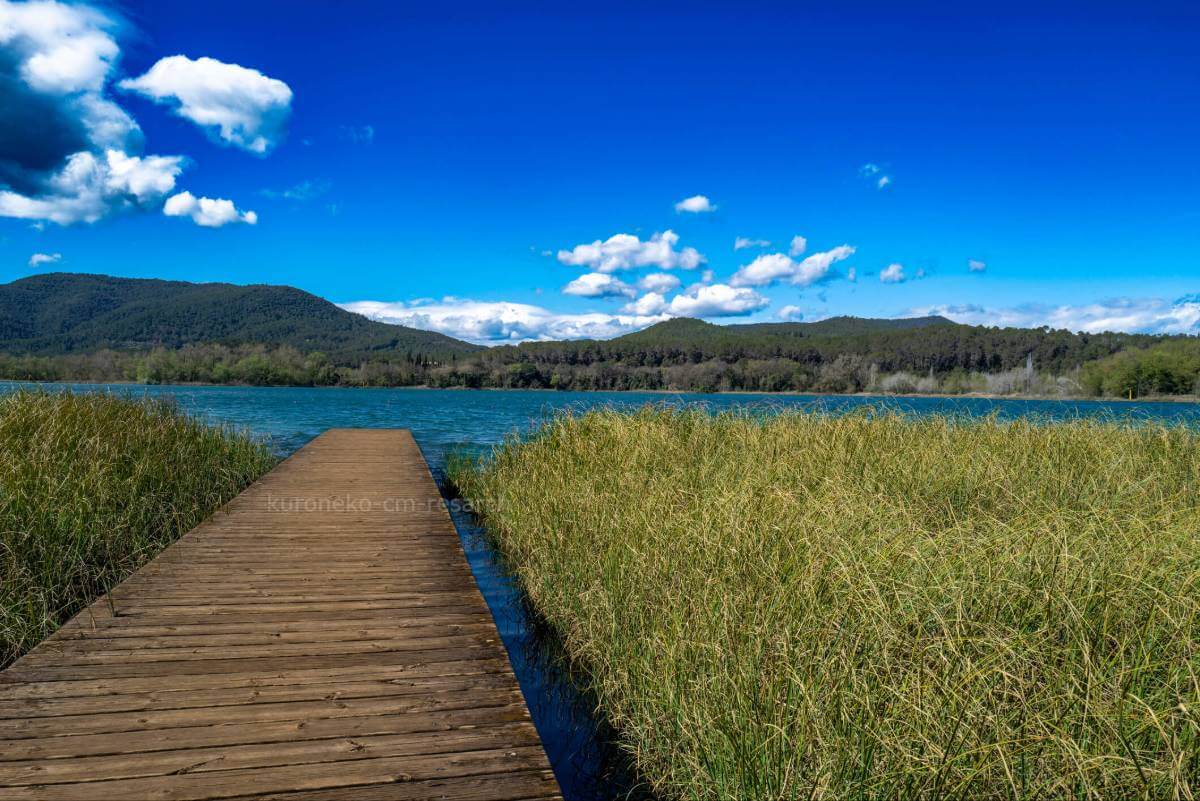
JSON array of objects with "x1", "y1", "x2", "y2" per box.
[{"x1": 0, "y1": 429, "x2": 561, "y2": 800}]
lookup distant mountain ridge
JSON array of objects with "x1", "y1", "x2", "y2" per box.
[
  {"x1": 611, "y1": 315, "x2": 959, "y2": 346},
  {"x1": 0, "y1": 273, "x2": 481, "y2": 360},
  {"x1": 0, "y1": 273, "x2": 1183, "y2": 398}
]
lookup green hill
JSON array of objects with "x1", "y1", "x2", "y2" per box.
[
  {"x1": 613, "y1": 315, "x2": 958, "y2": 346},
  {"x1": 0, "y1": 273, "x2": 1191, "y2": 398},
  {"x1": 0, "y1": 273, "x2": 480, "y2": 361},
  {"x1": 494, "y1": 314, "x2": 1157, "y2": 376}
]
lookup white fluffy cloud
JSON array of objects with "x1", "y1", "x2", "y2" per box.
[
  {"x1": 912, "y1": 297, "x2": 1200, "y2": 335},
  {"x1": 777, "y1": 305, "x2": 804, "y2": 321},
  {"x1": 557, "y1": 230, "x2": 704, "y2": 273},
  {"x1": 163, "y1": 190, "x2": 257, "y2": 227},
  {"x1": 968, "y1": 259, "x2": 987, "y2": 273},
  {"x1": 622, "y1": 292, "x2": 668, "y2": 315},
  {"x1": 28, "y1": 251, "x2": 60, "y2": 267},
  {"x1": 103, "y1": 150, "x2": 185, "y2": 202},
  {"x1": 734, "y1": 236, "x2": 770, "y2": 251},
  {"x1": 789, "y1": 235, "x2": 807, "y2": 257},
  {"x1": 0, "y1": 1, "x2": 190, "y2": 224},
  {"x1": 880, "y1": 263, "x2": 906, "y2": 283},
  {"x1": 637, "y1": 272, "x2": 681, "y2": 294},
  {"x1": 674, "y1": 194, "x2": 716, "y2": 213},
  {"x1": 730, "y1": 245, "x2": 855, "y2": 288},
  {"x1": 0, "y1": 149, "x2": 183, "y2": 225},
  {"x1": 562, "y1": 272, "x2": 636, "y2": 299},
  {"x1": 667, "y1": 283, "x2": 768, "y2": 317},
  {"x1": 2, "y1": 0, "x2": 116, "y2": 93},
  {"x1": 341, "y1": 298, "x2": 669, "y2": 344},
  {"x1": 0, "y1": 3, "x2": 265, "y2": 227},
  {"x1": 120, "y1": 55, "x2": 292, "y2": 154},
  {"x1": 730, "y1": 253, "x2": 793, "y2": 286}
]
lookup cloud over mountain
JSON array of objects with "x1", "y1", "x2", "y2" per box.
[
  {"x1": 557, "y1": 230, "x2": 704, "y2": 273},
  {"x1": 730, "y1": 245, "x2": 855, "y2": 288},
  {"x1": 341, "y1": 298, "x2": 668, "y2": 344},
  {"x1": 562, "y1": 272, "x2": 636, "y2": 299},
  {"x1": 121, "y1": 56, "x2": 293, "y2": 155},
  {"x1": 163, "y1": 190, "x2": 257, "y2": 227},
  {"x1": 913, "y1": 297, "x2": 1200, "y2": 335}
]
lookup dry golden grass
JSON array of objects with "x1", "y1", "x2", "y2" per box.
[{"x1": 452, "y1": 407, "x2": 1200, "y2": 800}]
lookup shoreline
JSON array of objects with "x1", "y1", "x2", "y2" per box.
[{"x1": 2, "y1": 378, "x2": 1195, "y2": 404}]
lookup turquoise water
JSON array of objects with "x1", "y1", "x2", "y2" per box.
[
  {"x1": 11, "y1": 384, "x2": 1200, "y2": 458},
  {"x1": 9, "y1": 383, "x2": 1200, "y2": 799}
]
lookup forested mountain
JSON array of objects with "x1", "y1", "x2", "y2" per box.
[
  {"x1": 0, "y1": 273, "x2": 480, "y2": 360},
  {"x1": 482, "y1": 316, "x2": 1159, "y2": 375},
  {"x1": 0, "y1": 273, "x2": 1193, "y2": 397}
]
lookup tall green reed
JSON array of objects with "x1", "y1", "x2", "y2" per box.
[
  {"x1": 452, "y1": 407, "x2": 1200, "y2": 800},
  {"x1": 0, "y1": 390, "x2": 275, "y2": 666}
]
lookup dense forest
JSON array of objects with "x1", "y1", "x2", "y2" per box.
[
  {"x1": 0, "y1": 273, "x2": 1196, "y2": 398},
  {"x1": 0, "y1": 273, "x2": 478, "y2": 361}
]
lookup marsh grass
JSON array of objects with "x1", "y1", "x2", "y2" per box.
[
  {"x1": 450, "y1": 407, "x2": 1200, "y2": 800},
  {"x1": 0, "y1": 390, "x2": 275, "y2": 666}
]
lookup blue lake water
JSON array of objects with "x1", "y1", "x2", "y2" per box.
[{"x1": 9, "y1": 383, "x2": 1200, "y2": 799}]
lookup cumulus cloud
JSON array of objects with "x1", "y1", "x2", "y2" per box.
[
  {"x1": 0, "y1": 149, "x2": 183, "y2": 224},
  {"x1": 163, "y1": 190, "x2": 256, "y2": 227},
  {"x1": 667, "y1": 283, "x2": 768, "y2": 317},
  {"x1": 877, "y1": 175, "x2": 891, "y2": 189},
  {"x1": 637, "y1": 272, "x2": 681, "y2": 294},
  {"x1": 911, "y1": 297, "x2": 1200, "y2": 335},
  {"x1": 28, "y1": 251, "x2": 60, "y2": 267},
  {"x1": 557, "y1": 230, "x2": 704, "y2": 273},
  {"x1": 0, "y1": 0, "x2": 197, "y2": 224},
  {"x1": 0, "y1": 2, "x2": 275, "y2": 228},
  {"x1": 120, "y1": 55, "x2": 292, "y2": 154},
  {"x1": 562, "y1": 272, "x2": 636, "y2": 299},
  {"x1": 789, "y1": 235, "x2": 807, "y2": 257},
  {"x1": 674, "y1": 194, "x2": 715, "y2": 213},
  {"x1": 968, "y1": 259, "x2": 987, "y2": 273},
  {"x1": 103, "y1": 150, "x2": 185, "y2": 202},
  {"x1": 2, "y1": 1, "x2": 118, "y2": 94},
  {"x1": 777, "y1": 305, "x2": 804, "y2": 322},
  {"x1": 734, "y1": 236, "x2": 770, "y2": 251},
  {"x1": 879, "y1": 263, "x2": 906, "y2": 283},
  {"x1": 622, "y1": 292, "x2": 668, "y2": 315},
  {"x1": 341, "y1": 298, "x2": 668, "y2": 344},
  {"x1": 730, "y1": 245, "x2": 855, "y2": 288}
]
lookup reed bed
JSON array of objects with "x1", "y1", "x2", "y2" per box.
[
  {"x1": 0, "y1": 389, "x2": 275, "y2": 666},
  {"x1": 451, "y1": 407, "x2": 1200, "y2": 800}
]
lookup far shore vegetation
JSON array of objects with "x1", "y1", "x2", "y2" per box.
[
  {"x1": 451, "y1": 407, "x2": 1200, "y2": 799},
  {"x1": 3, "y1": 334, "x2": 1200, "y2": 399},
  {"x1": 5, "y1": 273, "x2": 1200, "y2": 399},
  {"x1": 0, "y1": 390, "x2": 275, "y2": 667}
]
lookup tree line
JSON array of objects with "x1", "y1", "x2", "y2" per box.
[{"x1": 1, "y1": 333, "x2": 1197, "y2": 398}]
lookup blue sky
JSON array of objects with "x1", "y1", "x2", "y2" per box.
[{"x1": 1, "y1": 1, "x2": 1198, "y2": 342}]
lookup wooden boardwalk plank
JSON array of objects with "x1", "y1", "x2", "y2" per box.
[{"x1": 0, "y1": 429, "x2": 561, "y2": 801}]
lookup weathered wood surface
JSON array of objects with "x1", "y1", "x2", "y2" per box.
[{"x1": 0, "y1": 429, "x2": 561, "y2": 801}]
